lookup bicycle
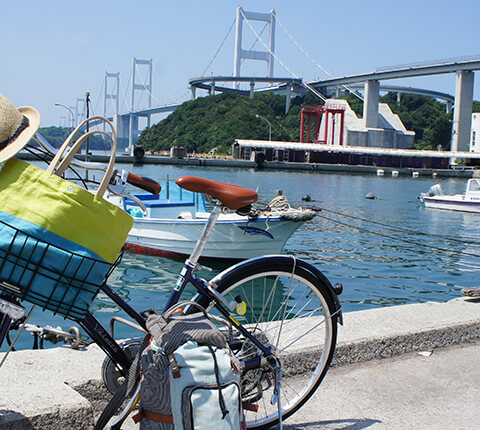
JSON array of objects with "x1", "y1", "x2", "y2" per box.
[{"x1": 0, "y1": 123, "x2": 343, "y2": 429}]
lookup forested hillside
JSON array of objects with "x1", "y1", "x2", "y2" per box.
[
  {"x1": 137, "y1": 91, "x2": 462, "y2": 154},
  {"x1": 42, "y1": 91, "x2": 477, "y2": 155},
  {"x1": 36, "y1": 126, "x2": 111, "y2": 150}
]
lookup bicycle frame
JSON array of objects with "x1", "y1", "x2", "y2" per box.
[{"x1": 75, "y1": 201, "x2": 276, "y2": 377}]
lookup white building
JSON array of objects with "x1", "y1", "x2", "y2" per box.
[
  {"x1": 471, "y1": 113, "x2": 480, "y2": 152},
  {"x1": 320, "y1": 99, "x2": 415, "y2": 149}
]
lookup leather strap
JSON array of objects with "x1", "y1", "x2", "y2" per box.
[
  {"x1": 242, "y1": 401, "x2": 259, "y2": 412},
  {"x1": 132, "y1": 408, "x2": 174, "y2": 424}
]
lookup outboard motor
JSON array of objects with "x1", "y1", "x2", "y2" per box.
[
  {"x1": 420, "y1": 183, "x2": 444, "y2": 201},
  {"x1": 425, "y1": 184, "x2": 444, "y2": 197}
]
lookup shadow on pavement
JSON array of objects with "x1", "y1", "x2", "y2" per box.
[{"x1": 283, "y1": 418, "x2": 382, "y2": 429}]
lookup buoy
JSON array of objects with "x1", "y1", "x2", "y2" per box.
[
  {"x1": 392, "y1": 170, "x2": 399, "y2": 177},
  {"x1": 365, "y1": 192, "x2": 376, "y2": 200},
  {"x1": 302, "y1": 194, "x2": 312, "y2": 202},
  {"x1": 412, "y1": 171, "x2": 419, "y2": 178},
  {"x1": 376, "y1": 169, "x2": 384, "y2": 176}
]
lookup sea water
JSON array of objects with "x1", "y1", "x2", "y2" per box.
[{"x1": 2, "y1": 164, "x2": 479, "y2": 351}]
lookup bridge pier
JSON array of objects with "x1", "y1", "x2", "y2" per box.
[
  {"x1": 364, "y1": 80, "x2": 380, "y2": 128},
  {"x1": 113, "y1": 114, "x2": 130, "y2": 151},
  {"x1": 451, "y1": 70, "x2": 474, "y2": 152},
  {"x1": 285, "y1": 84, "x2": 292, "y2": 114},
  {"x1": 190, "y1": 86, "x2": 196, "y2": 100}
]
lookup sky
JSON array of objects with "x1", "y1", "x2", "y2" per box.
[{"x1": 2, "y1": 0, "x2": 479, "y2": 127}]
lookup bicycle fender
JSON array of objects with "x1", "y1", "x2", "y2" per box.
[{"x1": 210, "y1": 255, "x2": 343, "y2": 325}]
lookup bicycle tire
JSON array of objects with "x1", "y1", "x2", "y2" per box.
[{"x1": 203, "y1": 255, "x2": 339, "y2": 429}]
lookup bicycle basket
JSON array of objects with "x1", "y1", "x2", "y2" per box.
[{"x1": 0, "y1": 218, "x2": 119, "y2": 319}]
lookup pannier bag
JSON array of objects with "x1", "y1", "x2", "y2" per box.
[
  {"x1": 134, "y1": 305, "x2": 243, "y2": 430},
  {"x1": 0, "y1": 117, "x2": 133, "y2": 319}
]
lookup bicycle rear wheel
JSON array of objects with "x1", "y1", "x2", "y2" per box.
[{"x1": 205, "y1": 256, "x2": 339, "y2": 429}]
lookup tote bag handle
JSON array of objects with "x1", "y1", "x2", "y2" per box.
[{"x1": 46, "y1": 116, "x2": 117, "y2": 198}]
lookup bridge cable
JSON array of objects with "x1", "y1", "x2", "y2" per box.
[
  {"x1": 273, "y1": 12, "x2": 363, "y2": 102},
  {"x1": 121, "y1": 68, "x2": 133, "y2": 114},
  {"x1": 202, "y1": 18, "x2": 236, "y2": 76},
  {"x1": 315, "y1": 212, "x2": 480, "y2": 259},
  {"x1": 151, "y1": 61, "x2": 186, "y2": 104},
  {"x1": 239, "y1": 8, "x2": 327, "y2": 102}
]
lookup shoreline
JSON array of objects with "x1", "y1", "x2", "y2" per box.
[{"x1": 18, "y1": 152, "x2": 476, "y2": 178}]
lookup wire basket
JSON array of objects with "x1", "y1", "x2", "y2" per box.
[{"x1": 0, "y1": 218, "x2": 121, "y2": 320}]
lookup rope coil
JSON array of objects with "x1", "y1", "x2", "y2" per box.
[{"x1": 260, "y1": 195, "x2": 316, "y2": 222}]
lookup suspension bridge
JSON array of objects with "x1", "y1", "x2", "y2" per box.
[{"x1": 58, "y1": 6, "x2": 480, "y2": 155}]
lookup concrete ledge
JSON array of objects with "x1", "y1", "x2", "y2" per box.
[
  {"x1": 334, "y1": 297, "x2": 480, "y2": 365},
  {"x1": 1, "y1": 297, "x2": 479, "y2": 428}
]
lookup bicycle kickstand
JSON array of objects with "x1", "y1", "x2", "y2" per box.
[{"x1": 271, "y1": 366, "x2": 283, "y2": 430}]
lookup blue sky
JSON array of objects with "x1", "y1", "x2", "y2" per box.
[{"x1": 2, "y1": 0, "x2": 479, "y2": 126}]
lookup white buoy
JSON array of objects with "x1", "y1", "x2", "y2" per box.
[
  {"x1": 377, "y1": 169, "x2": 384, "y2": 176},
  {"x1": 432, "y1": 172, "x2": 438, "y2": 178},
  {"x1": 412, "y1": 171, "x2": 419, "y2": 178},
  {"x1": 392, "y1": 170, "x2": 399, "y2": 177}
]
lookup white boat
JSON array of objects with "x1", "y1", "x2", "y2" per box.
[
  {"x1": 420, "y1": 179, "x2": 480, "y2": 213},
  {"x1": 109, "y1": 185, "x2": 314, "y2": 261}
]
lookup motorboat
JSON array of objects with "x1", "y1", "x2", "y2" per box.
[
  {"x1": 108, "y1": 183, "x2": 315, "y2": 261},
  {"x1": 420, "y1": 178, "x2": 480, "y2": 213}
]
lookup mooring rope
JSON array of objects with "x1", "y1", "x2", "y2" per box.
[
  {"x1": 316, "y1": 207, "x2": 480, "y2": 247},
  {"x1": 262, "y1": 196, "x2": 316, "y2": 222},
  {"x1": 314, "y1": 210, "x2": 480, "y2": 259}
]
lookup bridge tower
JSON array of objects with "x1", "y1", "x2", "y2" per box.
[
  {"x1": 233, "y1": 7, "x2": 276, "y2": 89},
  {"x1": 104, "y1": 72, "x2": 120, "y2": 118},
  {"x1": 75, "y1": 97, "x2": 85, "y2": 126},
  {"x1": 128, "y1": 58, "x2": 153, "y2": 151}
]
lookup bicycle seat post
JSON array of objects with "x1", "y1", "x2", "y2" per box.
[{"x1": 185, "y1": 202, "x2": 223, "y2": 268}]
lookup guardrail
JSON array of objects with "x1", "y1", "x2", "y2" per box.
[{"x1": 376, "y1": 54, "x2": 480, "y2": 72}]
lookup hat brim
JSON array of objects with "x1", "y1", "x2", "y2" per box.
[{"x1": 0, "y1": 106, "x2": 41, "y2": 163}]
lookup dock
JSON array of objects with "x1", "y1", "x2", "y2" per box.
[
  {"x1": 1, "y1": 297, "x2": 479, "y2": 428},
  {"x1": 18, "y1": 152, "x2": 477, "y2": 178}
]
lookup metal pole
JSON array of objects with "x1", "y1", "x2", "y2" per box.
[
  {"x1": 85, "y1": 92, "x2": 90, "y2": 181},
  {"x1": 255, "y1": 114, "x2": 272, "y2": 141}
]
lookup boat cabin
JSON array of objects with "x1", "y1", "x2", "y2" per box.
[{"x1": 465, "y1": 179, "x2": 480, "y2": 201}]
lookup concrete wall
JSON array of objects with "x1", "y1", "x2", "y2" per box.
[{"x1": 320, "y1": 99, "x2": 415, "y2": 149}]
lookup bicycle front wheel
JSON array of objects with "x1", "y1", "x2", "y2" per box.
[{"x1": 208, "y1": 256, "x2": 339, "y2": 429}]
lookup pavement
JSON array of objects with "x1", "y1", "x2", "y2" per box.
[{"x1": 0, "y1": 296, "x2": 479, "y2": 429}]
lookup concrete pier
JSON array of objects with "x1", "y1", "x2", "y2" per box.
[{"x1": 1, "y1": 297, "x2": 479, "y2": 428}]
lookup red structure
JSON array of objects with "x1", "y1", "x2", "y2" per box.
[{"x1": 300, "y1": 104, "x2": 346, "y2": 145}]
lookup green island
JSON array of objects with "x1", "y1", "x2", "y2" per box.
[{"x1": 39, "y1": 93, "x2": 480, "y2": 155}]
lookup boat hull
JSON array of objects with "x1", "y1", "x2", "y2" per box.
[
  {"x1": 125, "y1": 214, "x2": 304, "y2": 260},
  {"x1": 422, "y1": 195, "x2": 480, "y2": 213}
]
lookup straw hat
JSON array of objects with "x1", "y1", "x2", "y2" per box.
[{"x1": 0, "y1": 93, "x2": 41, "y2": 162}]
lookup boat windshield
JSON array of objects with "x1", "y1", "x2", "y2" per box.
[{"x1": 468, "y1": 179, "x2": 480, "y2": 192}]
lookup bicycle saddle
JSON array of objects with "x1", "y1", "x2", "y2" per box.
[{"x1": 175, "y1": 176, "x2": 258, "y2": 210}]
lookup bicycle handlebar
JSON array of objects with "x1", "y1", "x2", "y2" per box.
[{"x1": 126, "y1": 172, "x2": 161, "y2": 195}]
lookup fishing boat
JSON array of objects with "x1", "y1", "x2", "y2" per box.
[
  {"x1": 420, "y1": 178, "x2": 480, "y2": 213},
  {"x1": 108, "y1": 183, "x2": 315, "y2": 261}
]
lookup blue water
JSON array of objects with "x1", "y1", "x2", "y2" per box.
[{"x1": 2, "y1": 164, "x2": 479, "y2": 351}]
